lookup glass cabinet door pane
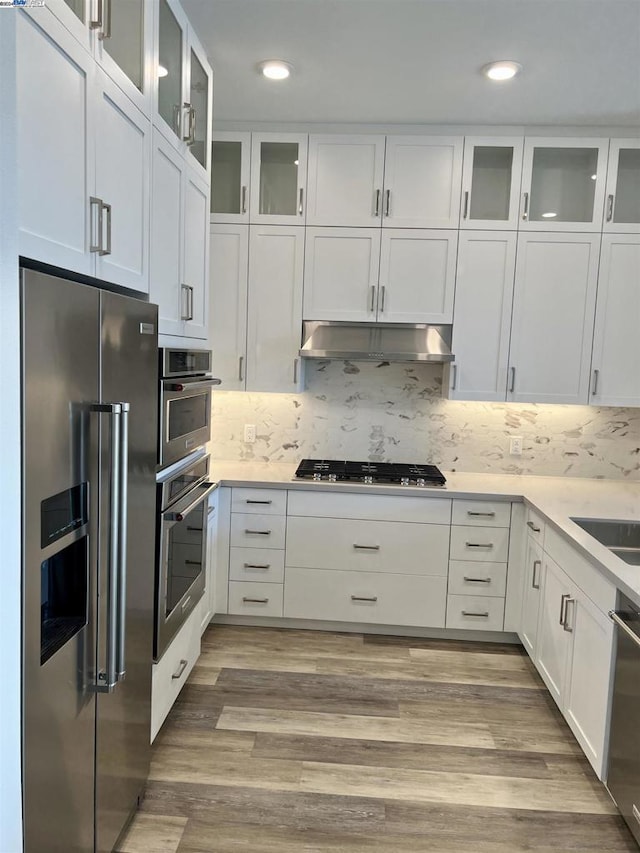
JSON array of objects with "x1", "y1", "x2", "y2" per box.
[
  {"x1": 158, "y1": 0, "x2": 183, "y2": 138},
  {"x1": 212, "y1": 141, "x2": 242, "y2": 214},
  {"x1": 189, "y1": 49, "x2": 209, "y2": 169},
  {"x1": 613, "y1": 149, "x2": 640, "y2": 224},
  {"x1": 63, "y1": 0, "x2": 84, "y2": 21},
  {"x1": 104, "y1": 0, "x2": 144, "y2": 92},
  {"x1": 470, "y1": 146, "x2": 514, "y2": 221},
  {"x1": 529, "y1": 147, "x2": 598, "y2": 223},
  {"x1": 259, "y1": 142, "x2": 299, "y2": 216}
]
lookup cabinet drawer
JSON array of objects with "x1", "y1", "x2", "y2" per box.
[
  {"x1": 287, "y1": 489, "x2": 451, "y2": 524},
  {"x1": 448, "y1": 561, "x2": 507, "y2": 597},
  {"x1": 228, "y1": 581, "x2": 284, "y2": 617},
  {"x1": 230, "y1": 547, "x2": 285, "y2": 583},
  {"x1": 286, "y1": 516, "x2": 449, "y2": 575},
  {"x1": 284, "y1": 568, "x2": 447, "y2": 627},
  {"x1": 525, "y1": 507, "x2": 546, "y2": 544},
  {"x1": 230, "y1": 513, "x2": 286, "y2": 549},
  {"x1": 449, "y1": 525, "x2": 510, "y2": 562},
  {"x1": 231, "y1": 488, "x2": 287, "y2": 515},
  {"x1": 452, "y1": 500, "x2": 511, "y2": 528},
  {"x1": 151, "y1": 607, "x2": 201, "y2": 742},
  {"x1": 445, "y1": 595, "x2": 505, "y2": 631}
]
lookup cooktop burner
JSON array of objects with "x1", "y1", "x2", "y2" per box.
[{"x1": 294, "y1": 459, "x2": 446, "y2": 487}]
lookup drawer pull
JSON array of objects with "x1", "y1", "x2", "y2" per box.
[
  {"x1": 465, "y1": 542, "x2": 494, "y2": 549},
  {"x1": 184, "y1": 559, "x2": 202, "y2": 566},
  {"x1": 462, "y1": 611, "x2": 490, "y2": 618},
  {"x1": 467, "y1": 511, "x2": 496, "y2": 518},
  {"x1": 244, "y1": 563, "x2": 271, "y2": 570},
  {"x1": 532, "y1": 559, "x2": 541, "y2": 590},
  {"x1": 353, "y1": 544, "x2": 380, "y2": 551},
  {"x1": 171, "y1": 659, "x2": 188, "y2": 680},
  {"x1": 527, "y1": 520, "x2": 541, "y2": 533},
  {"x1": 351, "y1": 595, "x2": 378, "y2": 603},
  {"x1": 245, "y1": 529, "x2": 271, "y2": 535},
  {"x1": 246, "y1": 499, "x2": 272, "y2": 505},
  {"x1": 243, "y1": 597, "x2": 269, "y2": 604},
  {"x1": 463, "y1": 576, "x2": 491, "y2": 584},
  {"x1": 186, "y1": 526, "x2": 203, "y2": 531}
]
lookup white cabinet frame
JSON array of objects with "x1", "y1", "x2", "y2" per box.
[{"x1": 460, "y1": 136, "x2": 524, "y2": 231}]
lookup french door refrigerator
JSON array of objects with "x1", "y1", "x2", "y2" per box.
[{"x1": 21, "y1": 267, "x2": 158, "y2": 853}]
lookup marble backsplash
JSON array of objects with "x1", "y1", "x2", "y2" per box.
[{"x1": 211, "y1": 361, "x2": 640, "y2": 480}]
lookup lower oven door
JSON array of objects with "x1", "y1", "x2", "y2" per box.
[{"x1": 155, "y1": 480, "x2": 217, "y2": 660}]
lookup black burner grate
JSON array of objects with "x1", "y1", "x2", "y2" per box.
[{"x1": 294, "y1": 459, "x2": 446, "y2": 486}]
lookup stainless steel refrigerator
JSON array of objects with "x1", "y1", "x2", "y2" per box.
[{"x1": 21, "y1": 267, "x2": 158, "y2": 853}]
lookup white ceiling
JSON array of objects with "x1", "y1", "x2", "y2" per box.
[{"x1": 181, "y1": 0, "x2": 640, "y2": 128}]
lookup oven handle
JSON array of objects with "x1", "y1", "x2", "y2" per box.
[
  {"x1": 163, "y1": 482, "x2": 217, "y2": 522},
  {"x1": 163, "y1": 378, "x2": 222, "y2": 392},
  {"x1": 609, "y1": 610, "x2": 640, "y2": 649}
]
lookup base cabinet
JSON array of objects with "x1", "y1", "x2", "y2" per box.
[{"x1": 519, "y1": 535, "x2": 543, "y2": 656}]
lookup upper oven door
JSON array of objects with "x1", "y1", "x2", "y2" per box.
[{"x1": 160, "y1": 377, "x2": 220, "y2": 467}]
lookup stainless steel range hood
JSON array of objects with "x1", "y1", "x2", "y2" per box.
[{"x1": 299, "y1": 321, "x2": 454, "y2": 363}]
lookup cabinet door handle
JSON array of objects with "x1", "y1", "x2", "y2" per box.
[
  {"x1": 353, "y1": 544, "x2": 380, "y2": 550},
  {"x1": 188, "y1": 286, "x2": 194, "y2": 321},
  {"x1": 563, "y1": 597, "x2": 575, "y2": 632},
  {"x1": 527, "y1": 520, "x2": 541, "y2": 533},
  {"x1": 522, "y1": 192, "x2": 529, "y2": 220},
  {"x1": 241, "y1": 185, "x2": 247, "y2": 214},
  {"x1": 606, "y1": 194, "x2": 614, "y2": 222},
  {"x1": 462, "y1": 611, "x2": 490, "y2": 618},
  {"x1": 293, "y1": 358, "x2": 299, "y2": 384},
  {"x1": 559, "y1": 592, "x2": 571, "y2": 626},
  {"x1": 351, "y1": 595, "x2": 378, "y2": 603},
  {"x1": 465, "y1": 542, "x2": 494, "y2": 549},
  {"x1": 369, "y1": 286, "x2": 376, "y2": 313},
  {"x1": 181, "y1": 285, "x2": 194, "y2": 321},
  {"x1": 463, "y1": 576, "x2": 491, "y2": 584},
  {"x1": 90, "y1": 196, "x2": 103, "y2": 254},
  {"x1": 463, "y1": 190, "x2": 469, "y2": 219},
  {"x1": 100, "y1": 201, "x2": 112, "y2": 256},
  {"x1": 243, "y1": 597, "x2": 269, "y2": 604},
  {"x1": 246, "y1": 499, "x2": 272, "y2": 505},
  {"x1": 379, "y1": 285, "x2": 386, "y2": 313},
  {"x1": 171, "y1": 659, "x2": 188, "y2": 680},
  {"x1": 238, "y1": 355, "x2": 244, "y2": 382},
  {"x1": 385, "y1": 189, "x2": 391, "y2": 217},
  {"x1": 243, "y1": 563, "x2": 270, "y2": 570},
  {"x1": 532, "y1": 559, "x2": 541, "y2": 590},
  {"x1": 180, "y1": 284, "x2": 190, "y2": 321},
  {"x1": 245, "y1": 529, "x2": 271, "y2": 535},
  {"x1": 90, "y1": 0, "x2": 104, "y2": 31},
  {"x1": 374, "y1": 189, "x2": 381, "y2": 217},
  {"x1": 451, "y1": 363, "x2": 457, "y2": 391},
  {"x1": 100, "y1": 0, "x2": 112, "y2": 39},
  {"x1": 509, "y1": 366, "x2": 516, "y2": 394},
  {"x1": 298, "y1": 188, "x2": 304, "y2": 216},
  {"x1": 591, "y1": 368, "x2": 599, "y2": 396},
  {"x1": 182, "y1": 102, "x2": 195, "y2": 144},
  {"x1": 172, "y1": 104, "x2": 182, "y2": 137},
  {"x1": 467, "y1": 511, "x2": 496, "y2": 518}
]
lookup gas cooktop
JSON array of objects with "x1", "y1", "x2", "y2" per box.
[{"x1": 294, "y1": 459, "x2": 446, "y2": 487}]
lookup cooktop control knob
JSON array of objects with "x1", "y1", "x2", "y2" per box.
[
  {"x1": 416, "y1": 478, "x2": 426, "y2": 487},
  {"x1": 400, "y1": 477, "x2": 410, "y2": 486}
]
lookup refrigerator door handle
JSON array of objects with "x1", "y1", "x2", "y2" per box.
[
  {"x1": 92, "y1": 402, "x2": 123, "y2": 694},
  {"x1": 116, "y1": 402, "x2": 130, "y2": 682}
]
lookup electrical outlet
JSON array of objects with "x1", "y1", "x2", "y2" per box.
[
  {"x1": 243, "y1": 424, "x2": 256, "y2": 444},
  {"x1": 510, "y1": 436, "x2": 523, "y2": 456}
]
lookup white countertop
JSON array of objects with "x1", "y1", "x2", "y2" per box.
[{"x1": 209, "y1": 461, "x2": 640, "y2": 608}]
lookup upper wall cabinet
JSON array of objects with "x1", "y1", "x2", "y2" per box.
[
  {"x1": 460, "y1": 137, "x2": 524, "y2": 230},
  {"x1": 209, "y1": 224, "x2": 249, "y2": 389},
  {"x1": 250, "y1": 133, "x2": 308, "y2": 225},
  {"x1": 519, "y1": 138, "x2": 609, "y2": 232},
  {"x1": 46, "y1": 0, "x2": 153, "y2": 117},
  {"x1": 154, "y1": 0, "x2": 212, "y2": 178},
  {"x1": 211, "y1": 132, "x2": 251, "y2": 224},
  {"x1": 603, "y1": 140, "x2": 640, "y2": 233}
]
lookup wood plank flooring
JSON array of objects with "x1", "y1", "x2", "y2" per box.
[{"x1": 116, "y1": 625, "x2": 637, "y2": 852}]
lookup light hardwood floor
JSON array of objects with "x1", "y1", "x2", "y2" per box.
[{"x1": 117, "y1": 625, "x2": 637, "y2": 852}]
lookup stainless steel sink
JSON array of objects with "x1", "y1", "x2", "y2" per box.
[{"x1": 571, "y1": 518, "x2": 640, "y2": 565}]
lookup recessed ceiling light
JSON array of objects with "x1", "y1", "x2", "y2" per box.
[
  {"x1": 158, "y1": 64, "x2": 169, "y2": 78},
  {"x1": 541, "y1": 212, "x2": 557, "y2": 218},
  {"x1": 258, "y1": 60, "x2": 293, "y2": 81},
  {"x1": 482, "y1": 60, "x2": 522, "y2": 81}
]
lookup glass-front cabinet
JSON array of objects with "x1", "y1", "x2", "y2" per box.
[
  {"x1": 211, "y1": 132, "x2": 251, "y2": 223},
  {"x1": 604, "y1": 140, "x2": 640, "y2": 233},
  {"x1": 519, "y1": 138, "x2": 609, "y2": 231},
  {"x1": 157, "y1": 0, "x2": 184, "y2": 138},
  {"x1": 250, "y1": 133, "x2": 308, "y2": 224},
  {"x1": 460, "y1": 137, "x2": 524, "y2": 230}
]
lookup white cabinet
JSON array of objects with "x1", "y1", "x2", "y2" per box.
[
  {"x1": 382, "y1": 136, "x2": 463, "y2": 228},
  {"x1": 519, "y1": 137, "x2": 609, "y2": 232},
  {"x1": 519, "y1": 535, "x2": 543, "y2": 657},
  {"x1": 200, "y1": 490, "x2": 218, "y2": 634},
  {"x1": 211, "y1": 131, "x2": 251, "y2": 224},
  {"x1": 603, "y1": 139, "x2": 640, "y2": 233},
  {"x1": 460, "y1": 137, "x2": 524, "y2": 230},
  {"x1": 447, "y1": 231, "x2": 516, "y2": 401},
  {"x1": 535, "y1": 555, "x2": 571, "y2": 705},
  {"x1": 303, "y1": 227, "x2": 456, "y2": 324},
  {"x1": 306, "y1": 135, "x2": 386, "y2": 227},
  {"x1": 183, "y1": 166, "x2": 210, "y2": 338},
  {"x1": 209, "y1": 224, "x2": 249, "y2": 389},
  {"x1": 590, "y1": 235, "x2": 640, "y2": 407},
  {"x1": 507, "y1": 233, "x2": 600, "y2": 404},
  {"x1": 246, "y1": 226, "x2": 304, "y2": 391},
  {"x1": 250, "y1": 133, "x2": 308, "y2": 225}
]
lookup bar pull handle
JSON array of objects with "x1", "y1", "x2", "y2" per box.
[
  {"x1": 293, "y1": 358, "x2": 299, "y2": 384},
  {"x1": 180, "y1": 284, "x2": 190, "y2": 321},
  {"x1": 609, "y1": 610, "x2": 640, "y2": 649},
  {"x1": 467, "y1": 511, "x2": 496, "y2": 518},
  {"x1": 172, "y1": 659, "x2": 188, "y2": 680},
  {"x1": 246, "y1": 499, "x2": 272, "y2": 505},
  {"x1": 353, "y1": 544, "x2": 380, "y2": 551},
  {"x1": 462, "y1": 611, "x2": 490, "y2": 618},
  {"x1": 385, "y1": 189, "x2": 391, "y2": 217},
  {"x1": 90, "y1": 196, "x2": 103, "y2": 254},
  {"x1": 591, "y1": 368, "x2": 599, "y2": 396},
  {"x1": 245, "y1": 529, "x2": 271, "y2": 535},
  {"x1": 182, "y1": 102, "x2": 194, "y2": 143},
  {"x1": 99, "y1": 0, "x2": 112, "y2": 40},
  {"x1": 465, "y1": 542, "x2": 494, "y2": 549},
  {"x1": 243, "y1": 563, "x2": 271, "y2": 570},
  {"x1": 241, "y1": 185, "x2": 247, "y2": 214},
  {"x1": 563, "y1": 597, "x2": 575, "y2": 632},
  {"x1": 90, "y1": 0, "x2": 103, "y2": 31},
  {"x1": 532, "y1": 559, "x2": 541, "y2": 590},
  {"x1": 238, "y1": 355, "x2": 244, "y2": 382},
  {"x1": 115, "y1": 402, "x2": 129, "y2": 681},
  {"x1": 527, "y1": 520, "x2": 541, "y2": 533},
  {"x1": 298, "y1": 188, "x2": 304, "y2": 216},
  {"x1": 509, "y1": 366, "x2": 516, "y2": 394},
  {"x1": 559, "y1": 592, "x2": 570, "y2": 626},
  {"x1": 522, "y1": 192, "x2": 529, "y2": 220},
  {"x1": 189, "y1": 106, "x2": 196, "y2": 146},
  {"x1": 100, "y1": 200, "x2": 112, "y2": 257},
  {"x1": 451, "y1": 363, "x2": 457, "y2": 391},
  {"x1": 463, "y1": 576, "x2": 492, "y2": 584},
  {"x1": 374, "y1": 189, "x2": 381, "y2": 217},
  {"x1": 188, "y1": 285, "x2": 194, "y2": 321},
  {"x1": 463, "y1": 190, "x2": 470, "y2": 219},
  {"x1": 243, "y1": 597, "x2": 269, "y2": 604},
  {"x1": 606, "y1": 194, "x2": 614, "y2": 222},
  {"x1": 351, "y1": 596, "x2": 378, "y2": 603},
  {"x1": 369, "y1": 286, "x2": 376, "y2": 313},
  {"x1": 379, "y1": 285, "x2": 386, "y2": 313}
]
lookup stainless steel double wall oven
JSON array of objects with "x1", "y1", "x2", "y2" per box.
[{"x1": 155, "y1": 349, "x2": 220, "y2": 660}]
